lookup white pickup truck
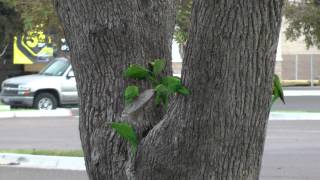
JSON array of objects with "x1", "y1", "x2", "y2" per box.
[{"x1": 0, "y1": 58, "x2": 78, "y2": 110}]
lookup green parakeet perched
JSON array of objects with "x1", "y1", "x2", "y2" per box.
[{"x1": 272, "y1": 74, "x2": 285, "y2": 104}]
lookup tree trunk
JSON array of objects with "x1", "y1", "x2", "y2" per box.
[
  {"x1": 0, "y1": 44, "x2": 8, "y2": 57},
  {"x1": 54, "y1": 0, "x2": 176, "y2": 179},
  {"x1": 55, "y1": 0, "x2": 283, "y2": 179},
  {"x1": 135, "y1": 1, "x2": 283, "y2": 179}
]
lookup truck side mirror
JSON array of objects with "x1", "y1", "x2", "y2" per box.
[{"x1": 67, "y1": 70, "x2": 75, "y2": 79}]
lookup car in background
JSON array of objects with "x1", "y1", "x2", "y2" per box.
[{"x1": 0, "y1": 58, "x2": 78, "y2": 110}]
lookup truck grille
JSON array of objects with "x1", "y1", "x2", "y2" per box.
[
  {"x1": 3, "y1": 83, "x2": 19, "y2": 88},
  {"x1": 1, "y1": 90, "x2": 18, "y2": 96},
  {"x1": 1, "y1": 83, "x2": 19, "y2": 96}
]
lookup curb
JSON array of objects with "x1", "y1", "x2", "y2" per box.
[
  {"x1": 284, "y1": 90, "x2": 320, "y2": 96},
  {"x1": 0, "y1": 153, "x2": 85, "y2": 171},
  {"x1": 269, "y1": 112, "x2": 320, "y2": 121},
  {"x1": 0, "y1": 108, "x2": 78, "y2": 119},
  {"x1": 1, "y1": 109, "x2": 320, "y2": 120}
]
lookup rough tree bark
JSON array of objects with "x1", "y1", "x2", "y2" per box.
[
  {"x1": 135, "y1": 1, "x2": 284, "y2": 179},
  {"x1": 55, "y1": 0, "x2": 283, "y2": 179},
  {"x1": 54, "y1": 0, "x2": 176, "y2": 179}
]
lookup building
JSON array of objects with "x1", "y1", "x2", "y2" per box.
[
  {"x1": 276, "y1": 20, "x2": 320, "y2": 81},
  {"x1": 172, "y1": 20, "x2": 320, "y2": 82}
]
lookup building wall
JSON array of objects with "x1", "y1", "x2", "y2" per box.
[
  {"x1": 275, "y1": 18, "x2": 320, "y2": 80},
  {"x1": 274, "y1": 61, "x2": 282, "y2": 77},
  {"x1": 281, "y1": 54, "x2": 320, "y2": 80}
]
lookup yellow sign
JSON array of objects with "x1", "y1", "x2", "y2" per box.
[{"x1": 13, "y1": 31, "x2": 54, "y2": 64}]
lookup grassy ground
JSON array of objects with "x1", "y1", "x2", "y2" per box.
[
  {"x1": 0, "y1": 149, "x2": 84, "y2": 157},
  {"x1": 0, "y1": 102, "x2": 35, "y2": 112},
  {"x1": 0, "y1": 102, "x2": 10, "y2": 111},
  {"x1": 0, "y1": 107, "x2": 34, "y2": 112}
]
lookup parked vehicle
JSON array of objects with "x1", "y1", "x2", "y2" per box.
[{"x1": 0, "y1": 58, "x2": 78, "y2": 110}]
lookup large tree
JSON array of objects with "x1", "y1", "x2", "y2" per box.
[
  {"x1": 11, "y1": 0, "x2": 63, "y2": 39},
  {"x1": 54, "y1": 0, "x2": 284, "y2": 180},
  {"x1": 284, "y1": 0, "x2": 320, "y2": 48},
  {"x1": 0, "y1": 0, "x2": 22, "y2": 57}
]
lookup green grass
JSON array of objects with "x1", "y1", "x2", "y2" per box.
[
  {"x1": 0, "y1": 103, "x2": 36, "y2": 112},
  {"x1": 0, "y1": 149, "x2": 84, "y2": 157},
  {"x1": 8, "y1": 108, "x2": 34, "y2": 112},
  {"x1": 0, "y1": 102, "x2": 10, "y2": 112}
]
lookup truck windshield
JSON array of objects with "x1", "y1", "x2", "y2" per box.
[{"x1": 39, "y1": 59, "x2": 70, "y2": 76}]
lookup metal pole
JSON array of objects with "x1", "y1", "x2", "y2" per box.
[
  {"x1": 311, "y1": 54, "x2": 314, "y2": 87},
  {"x1": 295, "y1": 54, "x2": 298, "y2": 80}
]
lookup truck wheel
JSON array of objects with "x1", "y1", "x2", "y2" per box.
[{"x1": 34, "y1": 93, "x2": 58, "y2": 110}]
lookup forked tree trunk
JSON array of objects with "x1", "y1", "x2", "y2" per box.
[
  {"x1": 55, "y1": 0, "x2": 283, "y2": 179},
  {"x1": 135, "y1": 1, "x2": 283, "y2": 179},
  {"x1": 54, "y1": 0, "x2": 176, "y2": 179}
]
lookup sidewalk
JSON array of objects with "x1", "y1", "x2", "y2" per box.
[
  {"x1": 0, "y1": 153, "x2": 85, "y2": 171},
  {"x1": 270, "y1": 111, "x2": 320, "y2": 120},
  {"x1": 284, "y1": 90, "x2": 320, "y2": 96},
  {"x1": 0, "y1": 108, "x2": 78, "y2": 118},
  {"x1": 1, "y1": 108, "x2": 320, "y2": 120}
]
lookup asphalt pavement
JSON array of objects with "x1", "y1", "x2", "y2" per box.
[
  {"x1": 1, "y1": 118, "x2": 320, "y2": 179},
  {"x1": 0, "y1": 86, "x2": 319, "y2": 179},
  {"x1": 0, "y1": 167, "x2": 88, "y2": 180},
  {"x1": 0, "y1": 117, "x2": 81, "y2": 150},
  {"x1": 272, "y1": 96, "x2": 320, "y2": 112},
  {"x1": 271, "y1": 87, "x2": 320, "y2": 112},
  {"x1": 260, "y1": 120, "x2": 320, "y2": 180}
]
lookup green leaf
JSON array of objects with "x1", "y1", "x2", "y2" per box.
[
  {"x1": 177, "y1": 86, "x2": 190, "y2": 95},
  {"x1": 125, "y1": 85, "x2": 139, "y2": 105},
  {"x1": 155, "y1": 92, "x2": 162, "y2": 105},
  {"x1": 161, "y1": 76, "x2": 182, "y2": 92},
  {"x1": 155, "y1": 84, "x2": 171, "y2": 108},
  {"x1": 111, "y1": 122, "x2": 138, "y2": 154},
  {"x1": 155, "y1": 84, "x2": 170, "y2": 98},
  {"x1": 162, "y1": 95, "x2": 169, "y2": 109},
  {"x1": 273, "y1": 74, "x2": 285, "y2": 104},
  {"x1": 152, "y1": 59, "x2": 166, "y2": 75},
  {"x1": 124, "y1": 65, "x2": 149, "y2": 80},
  {"x1": 147, "y1": 75, "x2": 159, "y2": 87}
]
